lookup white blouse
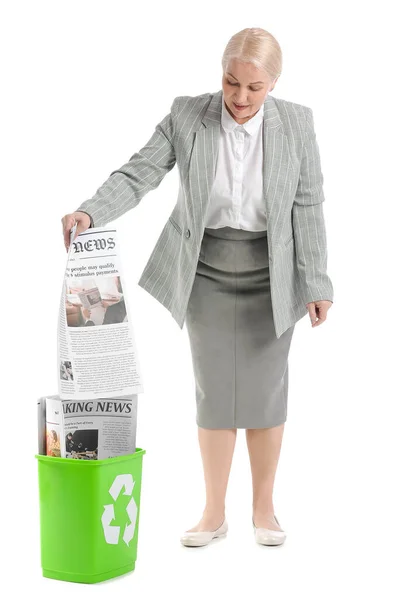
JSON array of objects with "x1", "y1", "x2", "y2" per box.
[{"x1": 204, "y1": 94, "x2": 267, "y2": 232}]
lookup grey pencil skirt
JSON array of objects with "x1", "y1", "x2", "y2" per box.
[{"x1": 185, "y1": 226, "x2": 296, "y2": 430}]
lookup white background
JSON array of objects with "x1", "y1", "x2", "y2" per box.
[{"x1": 2, "y1": 0, "x2": 393, "y2": 597}]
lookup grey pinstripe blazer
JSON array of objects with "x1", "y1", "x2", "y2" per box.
[{"x1": 76, "y1": 89, "x2": 334, "y2": 338}]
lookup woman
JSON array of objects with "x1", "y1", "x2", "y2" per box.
[{"x1": 61, "y1": 28, "x2": 334, "y2": 548}]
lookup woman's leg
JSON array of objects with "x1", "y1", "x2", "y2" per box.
[
  {"x1": 246, "y1": 423, "x2": 285, "y2": 531},
  {"x1": 185, "y1": 426, "x2": 237, "y2": 532}
]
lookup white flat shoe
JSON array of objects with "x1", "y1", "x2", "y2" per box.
[
  {"x1": 180, "y1": 518, "x2": 228, "y2": 547},
  {"x1": 253, "y1": 515, "x2": 287, "y2": 546}
]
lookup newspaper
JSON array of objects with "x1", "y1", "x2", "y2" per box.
[
  {"x1": 38, "y1": 394, "x2": 138, "y2": 460},
  {"x1": 58, "y1": 223, "x2": 144, "y2": 399},
  {"x1": 37, "y1": 396, "x2": 47, "y2": 455}
]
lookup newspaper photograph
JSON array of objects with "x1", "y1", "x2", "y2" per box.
[
  {"x1": 42, "y1": 395, "x2": 64, "y2": 458},
  {"x1": 58, "y1": 224, "x2": 144, "y2": 399},
  {"x1": 38, "y1": 394, "x2": 138, "y2": 460}
]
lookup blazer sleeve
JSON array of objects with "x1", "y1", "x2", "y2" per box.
[
  {"x1": 292, "y1": 107, "x2": 334, "y2": 306},
  {"x1": 74, "y1": 97, "x2": 179, "y2": 228}
]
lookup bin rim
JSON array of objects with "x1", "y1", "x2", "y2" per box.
[{"x1": 35, "y1": 447, "x2": 146, "y2": 466}]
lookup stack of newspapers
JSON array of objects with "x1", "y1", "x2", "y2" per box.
[{"x1": 37, "y1": 223, "x2": 144, "y2": 460}]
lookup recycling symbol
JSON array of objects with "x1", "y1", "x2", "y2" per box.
[{"x1": 101, "y1": 474, "x2": 138, "y2": 546}]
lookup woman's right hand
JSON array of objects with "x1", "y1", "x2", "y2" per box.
[{"x1": 61, "y1": 211, "x2": 91, "y2": 251}]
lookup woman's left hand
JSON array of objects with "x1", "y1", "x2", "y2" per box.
[{"x1": 306, "y1": 300, "x2": 333, "y2": 328}]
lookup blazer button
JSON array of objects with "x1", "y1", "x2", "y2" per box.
[{"x1": 185, "y1": 229, "x2": 191, "y2": 238}]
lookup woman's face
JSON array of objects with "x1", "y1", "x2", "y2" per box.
[{"x1": 222, "y1": 58, "x2": 277, "y2": 125}]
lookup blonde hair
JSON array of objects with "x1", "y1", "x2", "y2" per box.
[{"x1": 221, "y1": 28, "x2": 282, "y2": 82}]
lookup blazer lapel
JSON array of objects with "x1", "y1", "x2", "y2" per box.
[
  {"x1": 262, "y1": 94, "x2": 294, "y2": 240},
  {"x1": 187, "y1": 91, "x2": 222, "y2": 231},
  {"x1": 187, "y1": 89, "x2": 294, "y2": 240}
]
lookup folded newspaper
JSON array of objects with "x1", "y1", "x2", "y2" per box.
[
  {"x1": 58, "y1": 223, "x2": 144, "y2": 399},
  {"x1": 38, "y1": 394, "x2": 137, "y2": 460},
  {"x1": 36, "y1": 223, "x2": 142, "y2": 460}
]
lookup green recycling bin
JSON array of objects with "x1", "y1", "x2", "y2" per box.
[{"x1": 35, "y1": 448, "x2": 146, "y2": 584}]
